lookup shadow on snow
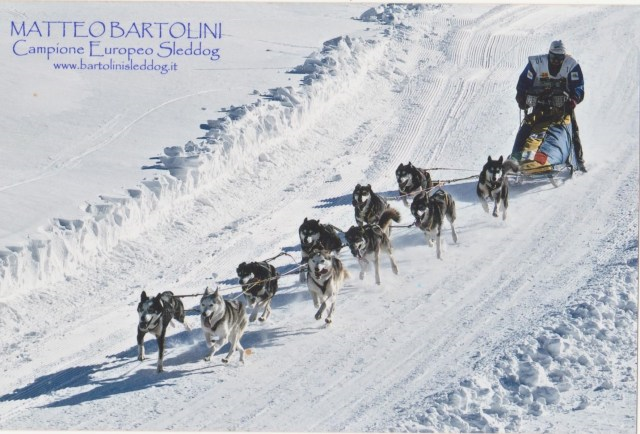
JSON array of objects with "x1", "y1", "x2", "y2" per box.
[{"x1": 0, "y1": 317, "x2": 317, "y2": 409}]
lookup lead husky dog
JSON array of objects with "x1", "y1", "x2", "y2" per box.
[
  {"x1": 306, "y1": 249, "x2": 349, "y2": 324},
  {"x1": 199, "y1": 287, "x2": 248, "y2": 364},
  {"x1": 298, "y1": 218, "x2": 343, "y2": 282},
  {"x1": 137, "y1": 290, "x2": 189, "y2": 373},
  {"x1": 396, "y1": 162, "x2": 434, "y2": 207},
  {"x1": 345, "y1": 208, "x2": 400, "y2": 285},
  {"x1": 352, "y1": 184, "x2": 390, "y2": 227},
  {"x1": 411, "y1": 189, "x2": 458, "y2": 259},
  {"x1": 236, "y1": 261, "x2": 278, "y2": 322},
  {"x1": 476, "y1": 155, "x2": 519, "y2": 220}
]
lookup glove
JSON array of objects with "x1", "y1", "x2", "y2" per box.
[
  {"x1": 516, "y1": 94, "x2": 527, "y2": 110},
  {"x1": 562, "y1": 91, "x2": 577, "y2": 110}
]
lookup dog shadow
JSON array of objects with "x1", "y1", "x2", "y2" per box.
[
  {"x1": 0, "y1": 328, "x2": 232, "y2": 409},
  {"x1": 39, "y1": 362, "x2": 218, "y2": 409},
  {"x1": 314, "y1": 189, "x2": 410, "y2": 209},
  {"x1": 407, "y1": 176, "x2": 559, "y2": 209}
]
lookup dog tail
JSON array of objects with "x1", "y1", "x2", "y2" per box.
[
  {"x1": 502, "y1": 159, "x2": 520, "y2": 174},
  {"x1": 332, "y1": 256, "x2": 350, "y2": 280},
  {"x1": 378, "y1": 207, "x2": 401, "y2": 231}
]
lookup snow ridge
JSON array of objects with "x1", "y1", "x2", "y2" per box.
[{"x1": 0, "y1": 29, "x2": 389, "y2": 298}]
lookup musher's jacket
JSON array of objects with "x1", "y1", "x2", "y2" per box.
[{"x1": 516, "y1": 54, "x2": 585, "y2": 104}]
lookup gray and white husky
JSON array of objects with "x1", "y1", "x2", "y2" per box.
[
  {"x1": 411, "y1": 189, "x2": 458, "y2": 260},
  {"x1": 199, "y1": 287, "x2": 248, "y2": 364},
  {"x1": 137, "y1": 290, "x2": 189, "y2": 373},
  {"x1": 306, "y1": 249, "x2": 349, "y2": 324},
  {"x1": 345, "y1": 208, "x2": 400, "y2": 285},
  {"x1": 476, "y1": 155, "x2": 519, "y2": 220}
]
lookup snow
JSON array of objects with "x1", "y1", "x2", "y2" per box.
[{"x1": 0, "y1": 2, "x2": 637, "y2": 433}]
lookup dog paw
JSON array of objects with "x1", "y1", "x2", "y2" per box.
[
  {"x1": 493, "y1": 212, "x2": 499, "y2": 218},
  {"x1": 137, "y1": 356, "x2": 145, "y2": 361},
  {"x1": 315, "y1": 312, "x2": 322, "y2": 320},
  {"x1": 204, "y1": 356, "x2": 211, "y2": 362},
  {"x1": 222, "y1": 358, "x2": 229, "y2": 364},
  {"x1": 259, "y1": 317, "x2": 266, "y2": 322},
  {"x1": 325, "y1": 318, "x2": 332, "y2": 324}
]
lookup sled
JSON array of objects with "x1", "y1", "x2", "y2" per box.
[
  {"x1": 508, "y1": 163, "x2": 574, "y2": 188},
  {"x1": 507, "y1": 82, "x2": 579, "y2": 187}
]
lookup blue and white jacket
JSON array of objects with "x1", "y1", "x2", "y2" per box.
[{"x1": 516, "y1": 54, "x2": 584, "y2": 104}]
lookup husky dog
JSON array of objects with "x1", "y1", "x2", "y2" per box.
[
  {"x1": 411, "y1": 189, "x2": 458, "y2": 259},
  {"x1": 236, "y1": 261, "x2": 278, "y2": 322},
  {"x1": 298, "y1": 218, "x2": 343, "y2": 282},
  {"x1": 352, "y1": 184, "x2": 390, "y2": 227},
  {"x1": 306, "y1": 249, "x2": 349, "y2": 324},
  {"x1": 345, "y1": 208, "x2": 401, "y2": 285},
  {"x1": 199, "y1": 287, "x2": 248, "y2": 364},
  {"x1": 477, "y1": 155, "x2": 519, "y2": 220},
  {"x1": 396, "y1": 162, "x2": 434, "y2": 207},
  {"x1": 137, "y1": 290, "x2": 189, "y2": 373}
]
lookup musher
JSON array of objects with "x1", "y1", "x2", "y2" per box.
[{"x1": 512, "y1": 40, "x2": 586, "y2": 172}]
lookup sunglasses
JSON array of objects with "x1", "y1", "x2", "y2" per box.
[{"x1": 549, "y1": 53, "x2": 565, "y2": 63}]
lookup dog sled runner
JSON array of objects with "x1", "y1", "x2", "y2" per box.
[
  {"x1": 508, "y1": 81, "x2": 579, "y2": 187},
  {"x1": 508, "y1": 162, "x2": 574, "y2": 188}
]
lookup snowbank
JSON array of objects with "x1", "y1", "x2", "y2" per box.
[{"x1": 0, "y1": 11, "x2": 403, "y2": 298}]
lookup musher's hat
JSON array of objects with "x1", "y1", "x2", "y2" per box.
[{"x1": 549, "y1": 40, "x2": 566, "y2": 55}]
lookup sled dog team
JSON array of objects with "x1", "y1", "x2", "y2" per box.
[{"x1": 137, "y1": 156, "x2": 517, "y2": 371}]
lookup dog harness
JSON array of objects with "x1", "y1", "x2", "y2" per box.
[
  {"x1": 416, "y1": 191, "x2": 447, "y2": 232},
  {"x1": 140, "y1": 313, "x2": 162, "y2": 332}
]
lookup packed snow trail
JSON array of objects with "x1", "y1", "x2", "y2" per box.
[{"x1": 0, "y1": 4, "x2": 637, "y2": 433}]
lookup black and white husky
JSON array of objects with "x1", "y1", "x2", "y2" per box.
[
  {"x1": 298, "y1": 218, "x2": 343, "y2": 282},
  {"x1": 396, "y1": 162, "x2": 433, "y2": 207},
  {"x1": 137, "y1": 290, "x2": 189, "y2": 373},
  {"x1": 352, "y1": 184, "x2": 390, "y2": 227},
  {"x1": 411, "y1": 189, "x2": 458, "y2": 259},
  {"x1": 345, "y1": 208, "x2": 401, "y2": 285},
  {"x1": 236, "y1": 261, "x2": 278, "y2": 322},
  {"x1": 199, "y1": 287, "x2": 248, "y2": 364},
  {"x1": 306, "y1": 249, "x2": 349, "y2": 324},
  {"x1": 477, "y1": 155, "x2": 519, "y2": 220}
]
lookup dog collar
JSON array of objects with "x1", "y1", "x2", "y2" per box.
[{"x1": 308, "y1": 271, "x2": 331, "y2": 294}]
